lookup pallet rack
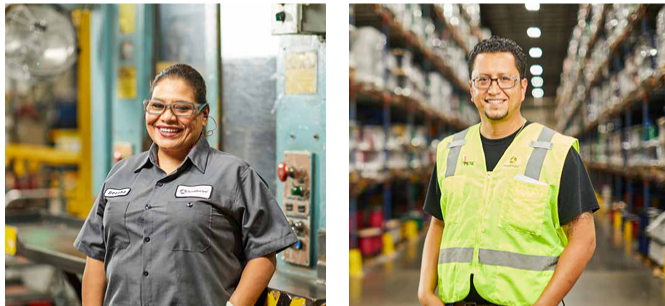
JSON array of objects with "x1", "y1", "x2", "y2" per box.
[
  {"x1": 349, "y1": 4, "x2": 484, "y2": 254},
  {"x1": 556, "y1": 4, "x2": 665, "y2": 261}
]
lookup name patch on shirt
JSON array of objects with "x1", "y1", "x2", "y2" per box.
[
  {"x1": 175, "y1": 185, "x2": 213, "y2": 199},
  {"x1": 104, "y1": 188, "x2": 131, "y2": 197}
]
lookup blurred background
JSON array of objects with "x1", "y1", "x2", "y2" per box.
[
  {"x1": 349, "y1": 3, "x2": 665, "y2": 305},
  {"x1": 5, "y1": 3, "x2": 325, "y2": 305}
]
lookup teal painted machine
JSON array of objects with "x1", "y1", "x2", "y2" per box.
[{"x1": 268, "y1": 4, "x2": 326, "y2": 304}]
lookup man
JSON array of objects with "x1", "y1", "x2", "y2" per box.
[{"x1": 417, "y1": 36, "x2": 598, "y2": 306}]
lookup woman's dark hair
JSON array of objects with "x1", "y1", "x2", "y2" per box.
[
  {"x1": 468, "y1": 36, "x2": 528, "y2": 80},
  {"x1": 150, "y1": 64, "x2": 207, "y2": 105}
]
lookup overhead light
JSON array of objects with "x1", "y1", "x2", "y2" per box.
[
  {"x1": 529, "y1": 47, "x2": 542, "y2": 58},
  {"x1": 525, "y1": 4, "x2": 540, "y2": 11},
  {"x1": 531, "y1": 77, "x2": 544, "y2": 87},
  {"x1": 532, "y1": 88, "x2": 544, "y2": 98},
  {"x1": 530, "y1": 65, "x2": 543, "y2": 76},
  {"x1": 527, "y1": 27, "x2": 541, "y2": 38}
]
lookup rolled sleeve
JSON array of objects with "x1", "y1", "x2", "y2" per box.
[
  {"x1": 236, "y1": 168, "x2": 297, "y2": 260},
  {"x1": 73, "y1": 186, "x2": 106, "y2": 261}
]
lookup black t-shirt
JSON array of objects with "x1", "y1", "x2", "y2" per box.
[{"x1": 423, "y1": 122, "x2": 599, "y2": 303}]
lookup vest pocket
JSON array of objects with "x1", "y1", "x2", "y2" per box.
[
  {"x1": 102, "y1": 201, "x2": 130, "y2": 250},
  {"x1": 441, "y1": 176, "x2": 467, "y2": 225},
  {"x1": 499, "y1": 179, "x2": 550, "y2": 236},
  {"x1": 168, "y1": 201, "x2": 212, "y2": 252}
]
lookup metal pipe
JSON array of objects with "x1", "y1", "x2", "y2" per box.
[{"x1": 5, "y1": 188, "x2": 59, "y2": 208}]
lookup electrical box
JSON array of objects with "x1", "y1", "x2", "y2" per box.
[{"x1": 271, "y1": 4, "x2": 325, "y2": 35}]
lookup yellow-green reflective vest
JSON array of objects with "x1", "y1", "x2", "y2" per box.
[{"x1": 436, "y1": 123, "x2": 579, "y2": 306}]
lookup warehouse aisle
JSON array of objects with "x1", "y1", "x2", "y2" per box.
[{"x1": 350, "y1": 218, "x2": 665, "y2": 306}]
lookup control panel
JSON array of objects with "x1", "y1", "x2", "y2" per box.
[{"x1": 279, "y1": 151, "x2": 313, "y2": 266}]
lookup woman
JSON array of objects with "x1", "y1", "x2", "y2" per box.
[{"x1": 74, "y1": 64, "x2": 297, "y2": 306}]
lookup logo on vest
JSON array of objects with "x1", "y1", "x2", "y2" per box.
[
  {"x1": 462, "y1": 155, "x2": 474, "y2": 166},
  {"x1": 504, "y1": 156, "x2": 519, "y2": 168},
  {"x1": 175, "y1": 185, "x2": 213, "y2": 199}
]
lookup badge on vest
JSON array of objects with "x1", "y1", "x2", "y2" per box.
[
  {"x1": 175, "y1": 185, "x2": 213, "y2": 199},
  {"x1": 462, "y1": 155, "x2": 474, "y2": 166},
  {"x1": 104, "y1": 188, "x2": 131, "y2": 197}
]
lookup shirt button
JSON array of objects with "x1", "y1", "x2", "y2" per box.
[
  {"x1": 156, "y1": 182, "x2": 163, "y2": 187},
  {"x1": 186, "y1": 202, "x2": 193, "y2": 208},
  {"x1": 145, "y1": 205, "x2": 152, "y2": 210},
  {"x1": 143, "y1": 271, "x2": 149, "y2": 276},
  {"x1": 144, "y1": 237, "x2": 150, "y2": 242}
]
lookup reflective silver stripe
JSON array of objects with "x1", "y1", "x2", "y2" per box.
[
  {"x1": 478, "y1": 249, "x2": 558, "y2": 271},
  {"x1": 439, "y1": 247, "x2": 474, "y2": 264},
  {"x1": 447, "y1": 139, "x2": 467, "y2": 148},
  {"x1": 530, "y1": 141, "x2": 553, "y2": 150},
  {"x1": 524, "y1": 126, "x2": 556, "y2": 180},
  {"x1": 444, "y1": 129, "x2": 469, "y2": 178}
]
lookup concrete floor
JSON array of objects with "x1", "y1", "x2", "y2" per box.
[{"x1": 350, "y1": 217, "x2": 665, "y2": 306}]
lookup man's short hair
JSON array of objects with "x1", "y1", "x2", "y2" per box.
[{"x1": 468, "y1": 36, "x2": 528, "y2": 80}]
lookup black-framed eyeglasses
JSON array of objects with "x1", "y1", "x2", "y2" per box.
[
  {"x1": 143, "y1": 99, "x2": 208, "y2": 117},
  {"x1": 472, "y1": 76, "x2": 522, "y2": 89}
]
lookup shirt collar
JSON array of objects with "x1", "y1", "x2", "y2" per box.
[
  {"x1": 133, "y1": 136, "x2": 211, "y2": 173},
  {"x1": 186, "y1": 136, "x2": 211, "y2": 173}
]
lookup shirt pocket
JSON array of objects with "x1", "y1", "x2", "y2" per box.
[
  {"x1": 499, "y1": 178, "x2": 551, "y2": 236},
  {"x1": 102, "y1": 201, "x2": 130, "y2": 250},
  {"x1": 168, "y1": 201, "x2": 212, "y2": 252},
  {"x1": 441, "y1": 175, "x2": 467, "y2": 225}
]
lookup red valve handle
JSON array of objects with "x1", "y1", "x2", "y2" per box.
[{"x1": 278, "y1": 162, "x2": 288, "y2": 182}]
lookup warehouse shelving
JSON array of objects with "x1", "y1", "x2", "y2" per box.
[
  {"x1": 557, "y1": 4, "x2": 647, "y2": 133},
  {"x1": 349, "y1": 4, "x2": 484, "y2": 255},
  {"x1": 556, "y1": 4, "x2": 665, "y2": 265},
  {"x1": 575, "y1": 70, "x2": 665, "y2": 137},
  {"x1": 349, "y1": 80, "x2": 470, "y2": 130}
]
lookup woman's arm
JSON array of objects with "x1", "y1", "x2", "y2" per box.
[
  {"x1": 229, "y1": 252, "x2": 277, "y2": 306},
  {"x1": 82, "y1": 256, "x2": 106, "y2": 306},
  {"x1": 418, "y1": 218, "x2": 445, "y2": 306}
]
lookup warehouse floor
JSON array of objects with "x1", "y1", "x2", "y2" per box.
[{"x1": 350, "y1": 217, "x2": 665, "y2": 306}]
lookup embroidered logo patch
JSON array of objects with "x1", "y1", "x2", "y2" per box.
[
  {"x1": 104, "y1": 188, "x2": 131, "y2": 197},
  {"x1": 504, "y1": 156, "x2": 519, "y2": 168},
  {"x1": 175, "y1": 185, "x2": 213, "y2": 199}
]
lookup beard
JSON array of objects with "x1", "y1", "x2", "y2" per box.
[{"x1": 484, "y1": 107, "x2": 509, "y2": 121}]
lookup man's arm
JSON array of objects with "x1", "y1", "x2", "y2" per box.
[
  {"x1": 418, "y1": 218, "x2": 445, "y2": 306},
  {"x1": 82, "y1": 256, "x2": 106, "y2": 306},
  {"x1": 534, "y1": 212, "x2": 596, "y2": 306},
  {"x1": 228, "y1": 252, "x2": 277, "y2": 306}
]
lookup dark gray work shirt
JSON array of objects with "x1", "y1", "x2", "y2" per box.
[{"x1": 74, "y1": 137, "x2": 297, "y2": 306}]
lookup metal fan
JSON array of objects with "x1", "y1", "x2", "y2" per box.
[{"x1": 5, "y1": 4, "x2": 78, "y2": 81}]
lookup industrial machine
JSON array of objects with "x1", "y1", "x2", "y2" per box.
[
  {"x1": 5, "y1": 4, "x2": 88, "y2": 305},
  {"x1": 6, "y1": 3, "x2": 326, "y2": 306},
  {"x1": 268, "y1": 3, "x2": 327, "y2": 305}
]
